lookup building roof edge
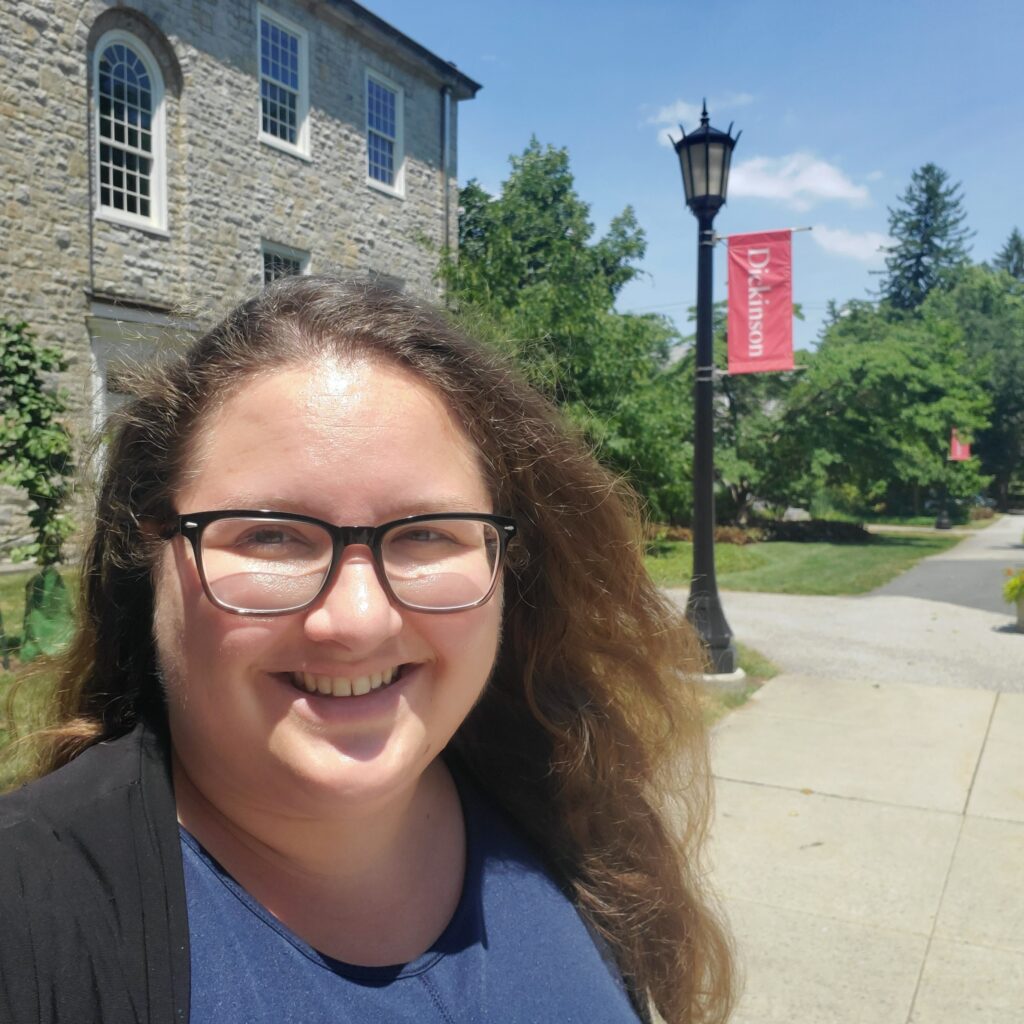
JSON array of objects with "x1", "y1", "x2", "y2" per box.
[{"x1": 325, "y1": 0, "x2": 482, "y2": 99}]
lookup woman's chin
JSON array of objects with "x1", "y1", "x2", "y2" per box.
[{"x1": 261, "y1": 721, "x2": 436, "y2": 812}]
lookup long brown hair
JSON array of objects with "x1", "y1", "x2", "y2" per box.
[{"x1": 20, "y1": 276, "x2": 734, "y2": 1023}]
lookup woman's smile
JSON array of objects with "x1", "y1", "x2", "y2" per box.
[{"x1": 288, "y1": 663, "x2": 406, "y2": 698}]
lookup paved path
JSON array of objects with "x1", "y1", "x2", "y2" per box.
[
  {"x1": 710, "y1": 677, "x2": 1023, "y2": 1024},
  {"x1": 873, "y1": 515, "x2": 1024, "y2": 614},
  {"x1": 668, "y1": 514, "x2": 1024, "y2": 1023},
  {"x1": 667, "y1": 512, "x2": 1024, "y2": 693}
]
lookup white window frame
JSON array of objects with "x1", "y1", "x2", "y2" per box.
[
  {"x1": 261, "y1": 241, "x2": 310, "y2": 285},
  {"x1": 257, "y1": 5, "x2": 310, "y2": 160},
  {"x1": 93, "y1": 29, "x2": 168, "y2": 234},
  {"x1": 365, "y1": 69, "x2": 405, "y2": 197}
]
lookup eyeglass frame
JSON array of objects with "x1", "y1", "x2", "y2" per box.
[{"x1": 160, "y1": 509, "x2": 518, "y2": 616}]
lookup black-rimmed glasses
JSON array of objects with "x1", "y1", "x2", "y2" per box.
[{"x1": 161, "y1": 510, "x2": 517, "y2": 615}]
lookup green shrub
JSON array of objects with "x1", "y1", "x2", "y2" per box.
[
  {"x1": 0, "y1": 319, "x2": 76, "y2": 566},
  {"x1": 757, "y1": 519, "x2": 873, "y2": 544},
  {"x1": 1004, "y1": 569, "x2": 1024, "y2": 603}
]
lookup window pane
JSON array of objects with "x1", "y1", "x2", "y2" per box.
[
  {"x1": 259, "y1": 17, "x2": 301, "y2": 147},
  {"x1": 97, "y1": 40, "x2": 156, "y2": 221},
  {"x1": 367, "y1": 79, "x2": 399, "y2": 186},
  {"x1": 368, "y1": 131, "x2": 394, "y2": 185},
  {"x1": 263, "y1": 250, "x2": 303, "y2": 285}
]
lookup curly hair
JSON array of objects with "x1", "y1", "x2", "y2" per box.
[{"x1": 21, "y1": 276, "x2": 734, "y2": 1024}]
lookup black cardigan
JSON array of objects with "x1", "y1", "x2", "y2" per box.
[{"x1": 0, "y1": 722, "x2": 190, "y2": 1024}]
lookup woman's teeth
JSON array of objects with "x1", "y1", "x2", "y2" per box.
[{"x1": 294, "y1": 666, "x2": 400, "y2": 698}]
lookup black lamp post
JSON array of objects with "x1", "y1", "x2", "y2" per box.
[{"x1": 672, "y1": 102, "x2": 740, "y2": 674}]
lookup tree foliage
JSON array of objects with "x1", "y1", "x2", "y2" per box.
[
  {"x1": 880, "y1": 163, "x2": 972, "y2": 311},
  {"x1": 779, "y1": 301, "x2": 990, "y2": 513},
  {"x1": 924, "y1": 265, "x2": 1024, "y2": 509},
  {"x1": 0, "y1": 319, "x2": 76, "y2": 566},
  {"x1": 674, "y1": 301, "x2": 806, "y2": 524},
  {"x1": 993, "y1": 226, "x2": 1024, "y2": 281},
  {"x1": 441, "y1": 148, "x2": 1019, "y2": 526},
  {"x1": 441, "y1": 139, "x2": 693, "y2": 522}
]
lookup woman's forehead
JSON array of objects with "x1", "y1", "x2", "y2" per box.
[{"x1": 176, "y1": 356, "x2": 492, "y2": 516}]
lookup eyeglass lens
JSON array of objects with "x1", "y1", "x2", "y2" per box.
[{"x1": 198, "y1": 517, "x2": 502, "y2": 612}]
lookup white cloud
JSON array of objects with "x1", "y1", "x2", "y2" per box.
[
  {"x1": 729, "y1": 153, "x2": 870, "y2": 209},
  {"x1": 648, "y1": 93, "x2": 753, "y2": 147},
  {"x1": 811, "y1": 225, "x2": 892, "y2": 263},
  {"x1": 651, "y1": 99, "x2": 703, "y2": 127},
  {"x1": 654, "y1": 126, "x2": 678, "y2": 148},
  {"x1": 866, "y1": 169, "x2": 884, "y2": 182}
]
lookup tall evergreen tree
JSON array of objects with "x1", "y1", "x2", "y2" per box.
[
  {"x1": 993, "y1": 227, "x2": 1024, "y2": 281},
  {"x1": 880, "y1": 163, "x2": 973, "y2": 311}
]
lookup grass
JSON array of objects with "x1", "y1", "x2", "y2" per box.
[
  {"x1": 735, "y1": 641, "x2": 778, "y2": 681},
  {"x1": 645, "y1": 533, "x2": 962, "y2": 594},
  {"x1": 828, "y1": 510, "x2": 1001, "y2": 530},
  {"x1": 699, "y1": 641, "x2": 777, "y2": 726}
]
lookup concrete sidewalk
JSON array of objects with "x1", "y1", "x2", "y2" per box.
[{"x1": 710, "y1": 675, "x2": 1024, "y2": 1023}]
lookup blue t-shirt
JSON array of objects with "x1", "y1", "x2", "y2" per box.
[{"x1": 181, "y1": 770, "x2": 643, "y2": 1023}]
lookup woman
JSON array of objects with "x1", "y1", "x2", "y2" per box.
[{"x1": 0, "y1": 277, "x2": 734, "y2": 1024}]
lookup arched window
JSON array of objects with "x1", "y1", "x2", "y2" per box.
[{"x1": 93, "y1": 31, "x2": 166, "y2": 231}]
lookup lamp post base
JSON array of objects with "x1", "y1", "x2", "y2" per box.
[{"x1": 686, "y1": 590, "x2": 738, "y2": 674}]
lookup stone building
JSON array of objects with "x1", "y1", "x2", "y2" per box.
[{"x1": 0, "y1": 0, "x2": 480, "y2": 554}]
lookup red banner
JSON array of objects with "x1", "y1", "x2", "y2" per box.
[
  {"x1": 949, "y1": 428, "x2": 971, "y2": 461},
  {"x1": 727, "y1": 230, "x2": 794, "y2": 374}
]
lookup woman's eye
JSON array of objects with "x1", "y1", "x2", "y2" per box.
[
  {"x1": 400, "y1": 529, "x2": 448, "y2": 543},
  {"x1": 236, "y1": 528, "x2": 304, "y2": 548}
]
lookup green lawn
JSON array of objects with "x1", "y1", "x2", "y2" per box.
[{"x1": 645, "y1": 533, "x2": 962, "y2": 594}]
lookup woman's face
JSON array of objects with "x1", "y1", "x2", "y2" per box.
[{"x1": 153, "y1": 356, "x2": 502, "y2": 816}]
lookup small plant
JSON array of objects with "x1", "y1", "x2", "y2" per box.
[
  {"x1": 1, "y1": 319, "x2": 77, "y2": 660},
  {"x1": 0, "y1": 319, "x2": 76, "y2": 566},
  {"x1": 1004, "y1": 567, "x2": 1024, "y2": 604}
]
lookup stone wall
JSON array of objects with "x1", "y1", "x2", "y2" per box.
[{"x1": 0, "y1": 0, "x2": 474, "y2": 556}]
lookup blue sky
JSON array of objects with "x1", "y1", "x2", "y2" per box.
[{"x1": 369, "y1": 0, "x2": 1023, "y2": 350}]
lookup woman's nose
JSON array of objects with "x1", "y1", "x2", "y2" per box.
[{"x1": 302, "y1": 549, "x2": 403, "y2": 649}]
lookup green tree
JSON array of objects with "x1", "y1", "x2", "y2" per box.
[
  {"x1": 993, "y1": 227, "x2": 1024, "y2": 281},
  {"x1": 441, "y1": 139, "x2": 693, "y2": 522},
  {"x1": 924, "y1": 265, "x2": 1024, "y2": 509},
  {"x1": 880, "y1": 164, "x2": 973, "y2": 311},
  {"x1": 781, "y1": 301, "x2": 990, "y2": 514}
]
